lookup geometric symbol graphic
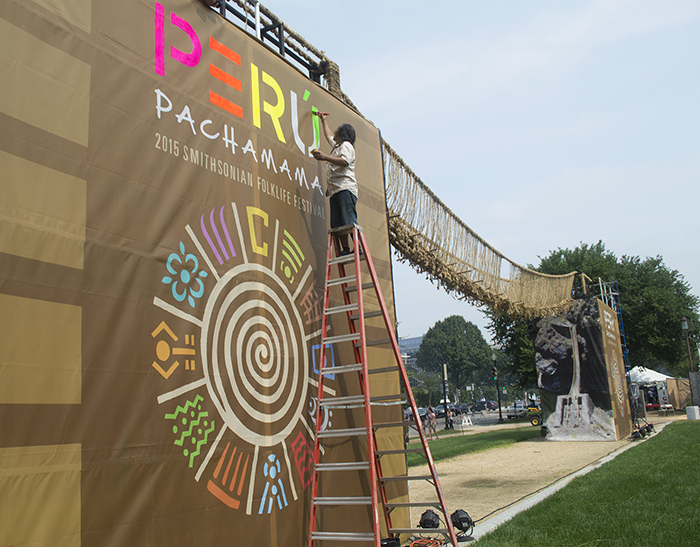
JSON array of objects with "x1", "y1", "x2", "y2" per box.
[
  {"x1": 311, "y1": 342, "x2": 335, "y2": 380},
  {"x1": 201, "y1": 206, "x2": 236, "y2": 265},
  {"x1": 257, "y1": 453, "x2": 288, "y2": 514},
  {"x1": 183, "y1": 334, "x2": 196, "y2": 370},
  {"x1": 164, "y1": 395, "x2": 216, "y2": 467},
  {"x1": 153, "y1": 204, "x2": 325, "y2": 517},
  {"x1": 279, "y1": 229, "x2": 305, "y2": 284},
  {"x1": 151, "y1": 321, "x2": 197, "y2": 378},
  {"x1": 308, "y1": 396, "x2": 333, "y2": 433},
  {"x1": 201, "y1": 264, "x2": 309, "y2": 448},
  {"x1": 162, "y1": 241, "x2": 209, "y2": 308},
  {"x1": 299, "y1": 278, "x2": 322, "y2": 326},
  {"x1": 207, "y1": 441, "x2": 250, "y2": 509},
  {"x1": 290, "y1": 431, "x2": 314, "y2": 489}
]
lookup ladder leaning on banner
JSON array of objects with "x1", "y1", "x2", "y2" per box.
[{"x1": 307, "y1": 224, "x2": 461, "y2": 547}]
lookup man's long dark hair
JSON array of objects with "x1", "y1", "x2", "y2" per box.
[{"x1": 336, "y1": 123, "x2": 356, "y2": 145}]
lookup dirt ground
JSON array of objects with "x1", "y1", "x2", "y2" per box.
[{"x1": 407, "y1": 414, "x2": 684, "y2": 528}]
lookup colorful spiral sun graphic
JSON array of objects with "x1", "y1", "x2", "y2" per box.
[{"x1": 150, "y1": 202, "x2": 334, "y2": 515}]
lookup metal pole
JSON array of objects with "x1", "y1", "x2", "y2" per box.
[
  {"x1": 442, "y1": 364, "x2": 449, "y2": 430},
  {"x1": 496, "y1": 374, "x2": 503, "y2": 423},
  {"x1": 685, "y1": 329, "x2": 694, "y2": 373},
  {"x1": 493, "y1": 353, "x2": 503, "y2": 423}
]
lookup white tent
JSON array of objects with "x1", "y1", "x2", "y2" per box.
[{"x1": 629, "y1": 366, "x2": 673, "y2": 384}]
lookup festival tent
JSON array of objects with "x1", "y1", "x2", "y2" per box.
[
  {"x1": 629, "y1": 367, "x2": 691, "y2": 409},
  {"x1": 629, "y1": 366, "x2": 673, "y2": 384}
]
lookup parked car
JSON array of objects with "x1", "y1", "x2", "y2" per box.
[
  {"x1": 506, "y1": 401, "x2": 527, "y2": 419},
  {"x1": 470, "y1": 400, "x2": 489, "y2": 412},
  {"x1": 434, "y1": 405, "x2": 447, "y2": 418},
  {"x1": 486, "y1": 400, "x2": 498, "y2": 411},
  {"x1": 453, "y1": 403, "x2": 470, "y2": 415},
  {"x1": 405, "y1": 407, "x2": 428, "y2": 424}
]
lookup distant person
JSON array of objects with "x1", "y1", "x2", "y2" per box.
[
  {"x1": 447, "y1": 408, "x2": 454, "y2": 430},
  {"x1": 427, "y1": 407, "x2": 438, "y2": 440},
  {"x1": 312, "y1": 112, "x2": 358, "y2": 257}
]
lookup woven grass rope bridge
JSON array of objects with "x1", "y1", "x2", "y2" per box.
[
  {"x1": 383, "y1": 142, "x2": 575, "y2": 319},
  {"x1": 232, "y1": 0, "x2": 577, "y2": 318}
]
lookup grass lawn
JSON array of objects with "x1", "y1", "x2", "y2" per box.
[
  {"x1": 473, "y1": 421, "x2": 700, "y2": 547},
  {"x1": 407, "y1": 426, "x2": 540, "y2": 467}
]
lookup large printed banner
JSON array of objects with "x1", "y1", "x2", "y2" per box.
[
  {"x1": 0, "y1": 1, "x2": 401, "y2": 545},
  {"x1": 534, "y1": 297, "x2": 632, "y2": 441}
]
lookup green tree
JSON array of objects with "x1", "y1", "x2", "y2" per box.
[
  {"x1": 415, "y1": 315, "x2": 493, "y2": 392},
  {"x1": 487, "y1": 241, "x2": 700, "y2": 382},
  {"x1": 407, "y1": 368, "x2": 443, "y2": 407}
]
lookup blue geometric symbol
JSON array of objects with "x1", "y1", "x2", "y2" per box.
[
  {"x1": 258, "y1": 454, "x2": 288, "y2": 514},
  {"x1": 312, "y1": 343, "x2": 336, "y2": 380}
]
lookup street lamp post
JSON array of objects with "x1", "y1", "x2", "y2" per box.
[
  {"x1": 493, "y1": 353, "x2": 504, "y2": 423},
  {"x1": 442, "y1": 364, "x2": 449, "y2": 430},
  {"x1": 682, "y1": 317, "x2": 694, "y2": 372}
]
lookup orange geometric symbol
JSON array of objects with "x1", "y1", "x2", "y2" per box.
[
  {"x1": 207, "y1": 441, "x2": 250, "y2": 509},
  {"x1": 299, "y1": 278, "x2": 322, "y2": 326},
  {"x1": 151, "y1": 321, "x2": 197, "y2": 379}
]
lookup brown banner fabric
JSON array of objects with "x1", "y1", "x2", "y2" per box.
[
  {"x1": 597, "y1": 300, "x2": 632, "y2": 440},
  {"x1": 0, "y1": 1, "x2": 404, "y2": 545}
]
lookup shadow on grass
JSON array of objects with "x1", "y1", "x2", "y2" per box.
[{"x1": 407, "y1": 426, "x2": 540, "y2": 467}]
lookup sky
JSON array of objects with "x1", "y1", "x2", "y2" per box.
[{"x1": 263, "y1": 0, "x2": 700, "y2": 341}]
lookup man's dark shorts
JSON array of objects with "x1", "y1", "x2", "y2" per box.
[{"x1": 329, "y1": 190, "x2": 357, "y2": 229}]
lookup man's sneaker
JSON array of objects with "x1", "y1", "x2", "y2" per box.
[{"x1": 338, "y1": 248, "x2": 352, "y2": 257}]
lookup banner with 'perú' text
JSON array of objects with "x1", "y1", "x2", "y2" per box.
[{"x1": 0, "y1": 1, "x2": 402, "y2": 545}]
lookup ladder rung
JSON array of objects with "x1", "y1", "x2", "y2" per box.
[
  {"x1": 369, "y1": 366, "x2": 398, "y2": 375},
  {"x1": 314, "y1": 496, "x2": 372, "y2": 506},
  {"x1": 322, "y1": 363, "x2": 364, "y2": 375},
  {"x1": 384, "y1": 502, "x2": 442, "y2": 508},
  {"x1": 355, "y1": 338, "x2": 391, "y2": 348},
  {"x1": 311, "y1": 532, "x2": 375, "y2": 542},
  {"x1": 325, "y1": 303, "x2": 359, "y2": 315},
  {"x1": 380, "y1": 475, "x2": 433, "y2": 482},
  {"x1": 375, "y1": 449, "x2": 425, "y2": 456},
  {"x1": 370, "y1": 394, "x2": 405, "y2": 403},
  {"x1": 325, "y1": 333, "x2": 361, "y2": 345},
  {"x1": 389, "y1": 528, "x2": 450, "y2": 535},
  {"x1": 344, "y1": 282, "x2": 373, "y2": 293},
  {"x1": 316, "y1": 462, "x2": 370, "y2": 472},
  {"x1": 373, "y1": 421, "x2": 415, "y2": 429},
  {"x1": 327, "y1": 275, "x2": 355, "y2": 287},
  {"x1": 349, "y1": 310, "x2": 383, "y2": 320},
  {"x1": 329, "y1": 253, "x2": 366, "y2": 265},
  {"x1": 320, "y1": 395, "x2": 365, "y2": 407},
  {"x1": 318, "y1": 427, "x2": 366, "y2": 438}
]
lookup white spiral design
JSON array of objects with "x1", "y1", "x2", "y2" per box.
[{"x1": 200, "y1": 264, "x2": 308, "y2": 447}]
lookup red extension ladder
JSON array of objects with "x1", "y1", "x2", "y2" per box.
[{"x1": 307, "y1": 225, "x2": 458, "y2": 547}]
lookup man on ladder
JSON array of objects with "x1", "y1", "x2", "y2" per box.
[
  {"x1": 312, "y1": 112, "x2": 359, "y2": 257},
  {"x1": 308, "y1": 115, "x2": 462, "y2": 545}
]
